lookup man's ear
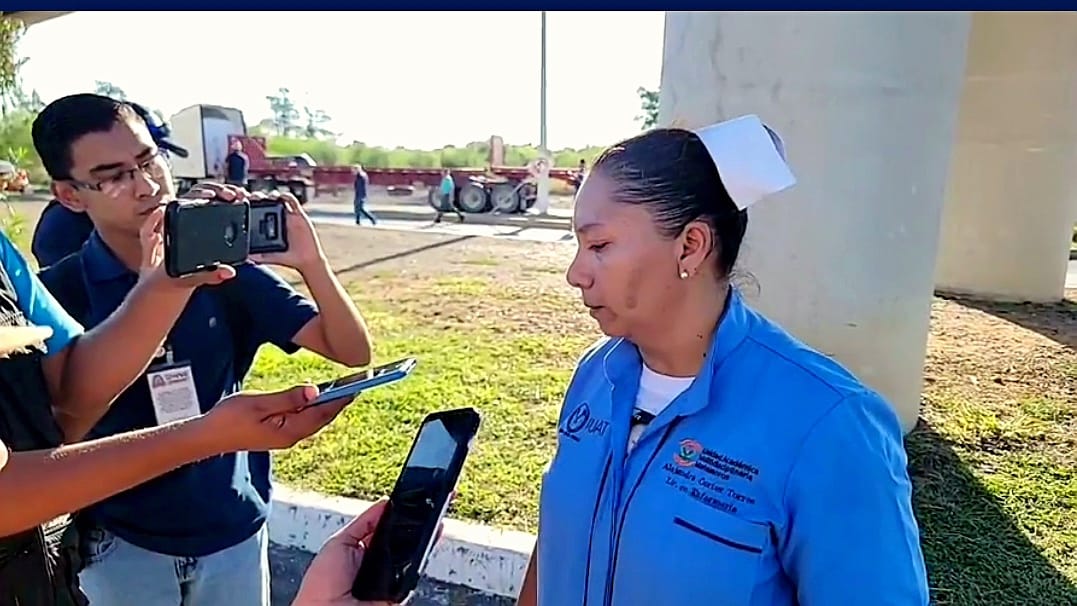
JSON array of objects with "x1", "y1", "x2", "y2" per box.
[{"x1": 51, "y1": 182, "x2": 88, "y2": 213}]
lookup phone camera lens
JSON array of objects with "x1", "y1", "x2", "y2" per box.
[
  {"x1": 224, "y1": 223, "x2": 237, "y2": 246},
  {"x1": 264, "y1": 215, "x2": 278, "y2": 239}
]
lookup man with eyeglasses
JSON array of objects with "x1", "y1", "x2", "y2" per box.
[
  {"x1": 30, "y1": 102, "x2": 182, "y2": 269},
  {"x1": 33, "y1": 93, "x2": 375, "y2": 606}
]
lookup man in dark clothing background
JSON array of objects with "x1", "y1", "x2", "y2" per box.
[
  {"x1": 352, "y1": 164, "x2": 377, "y2": 225},
  {"x1": 31, "y1": 199, "x2": 94, "y2": 268},
  {"x1": 223, "y1": 140, "x2": 249, "y2": 188}
]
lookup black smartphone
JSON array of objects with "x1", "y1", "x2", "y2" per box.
[
  {"x1": 163, "y1": 200, "x2": 250, "y2": 278},
  {"x1": 249, "y1": 199, "x2": 289, "y2": 254},
  {"x1": 351, "y1": 407, "x2": 482, "y2": 603}
]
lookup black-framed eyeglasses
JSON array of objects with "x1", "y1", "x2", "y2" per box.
[{"x1": 66, "y1": 148, "x2": 169, "y2": 193}]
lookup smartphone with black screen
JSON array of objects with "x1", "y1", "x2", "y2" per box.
[
  {"x1": 163, "y1": 199, "x2": 250, "y2": 278},
  {"x1": 351, "y1": 407, "x2": 482, "y2": 603},
  {"x1": 248, "y1": 199, "x2": 289, "y2": 254}
]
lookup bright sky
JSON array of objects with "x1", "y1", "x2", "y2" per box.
[{"x1": 17, "y1": 11, "x2": 665, "y2": 150}]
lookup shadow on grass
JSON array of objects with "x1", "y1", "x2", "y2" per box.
[
  {"x1": 936, "y1": 292, "x2": 1076, "y2": 351},
  {"x1": 907, "y1": 420, "x2": 1077, "y2": 606},
  {"x1": 281, "y1": 234, "x2": 477, "y2": 288}
]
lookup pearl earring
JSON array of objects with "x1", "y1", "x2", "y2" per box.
[{"x1": 679, "y1": 270, "x2": 689, "y2": 280}]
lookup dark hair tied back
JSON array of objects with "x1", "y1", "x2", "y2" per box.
[{"x1": 591, "y1": 128, "x2": 748, "y2": 277}]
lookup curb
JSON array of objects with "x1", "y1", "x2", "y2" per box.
[
  {"x1": 268, "y1": 485, "x2": 534, "y2": 599},
  {"x1": 309, "y1": 205, "x2": 572, "y2": 231}
]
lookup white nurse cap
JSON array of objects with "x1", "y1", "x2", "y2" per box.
[{"x1": 692, "y1": 114, "x2": 797, "y2": 211}]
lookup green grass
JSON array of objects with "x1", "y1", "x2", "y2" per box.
[
  {"x1": 910, "y1": 396, "x2": 1077, "y2": 605},
  {"x1": 250, "y1": 275, "x2": 596, "y2": 529}
]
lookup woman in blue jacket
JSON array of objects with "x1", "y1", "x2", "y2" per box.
[{"x1": 516, "y1": 115, "x2": 929, "y2": 606}]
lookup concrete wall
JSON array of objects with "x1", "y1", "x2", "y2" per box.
[
  {"x1": 934, "y1": 12, "x2": 1077, "y2": 302},
  {"x1": 659, "y1": 12, "x2": 972, "y2": 431}
]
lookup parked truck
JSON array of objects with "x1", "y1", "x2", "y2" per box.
[
  {"x1": 168, "y1": 104, "x2": 577, "y2": 212},
  {"x1": 167, "y1": 104, "x2": 312, "y2": 202}
]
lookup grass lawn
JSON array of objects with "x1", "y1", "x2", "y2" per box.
[{"x1": 248, "y1": 272, "x2": 599, "y2": 530}]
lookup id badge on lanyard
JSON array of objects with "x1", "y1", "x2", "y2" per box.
[{"x1": 146, "y1": 344, "x2": 201, "y2": 426}]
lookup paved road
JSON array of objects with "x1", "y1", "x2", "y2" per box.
[
  {"x1": 270, "y1": 543, "x2": 512, "y2": 606},
  {"x1": 312, "y1": 206, "x2": 1077, "y2": 289},
  {"x1": 307, "y1": 209, "x2": 576, "y2": 245}
]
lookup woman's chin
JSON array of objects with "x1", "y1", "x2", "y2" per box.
[{"x1": 589, "y1": 308, "x2": 626, "y2": 337}]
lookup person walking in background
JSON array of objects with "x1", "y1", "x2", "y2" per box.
[
  {"x1": 353, "y1": 164, "x2": 377, "y2": 225},
  {"x1": 434, "y1": 169, "x2": 464, "y2": 224},
  {"x1": 223, "y1": 139, "x2": 249, "y2": 188},
  {"x1": 570, "y1": 158, "x2": 588, "y2": 193}
]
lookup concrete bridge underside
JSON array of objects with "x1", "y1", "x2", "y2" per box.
[{"x1": 661, "y1": 12, "x2": 1077, "y2": 430}]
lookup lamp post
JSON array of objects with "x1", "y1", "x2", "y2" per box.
[{"x1": 534, "y1": 10, "x2": 551, "y2": 215}]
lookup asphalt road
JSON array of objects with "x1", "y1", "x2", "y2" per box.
[
  {"x1": 269, "y1": 544, "x2": 512, "y2": 606},
  {"x1": 307, "y1": 211, "x2": 575, "y2": 245}
]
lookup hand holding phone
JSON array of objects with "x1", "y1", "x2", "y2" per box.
[
  {"x1": 163, "y1": 199, "x2": 250, "y2": 278},
  {"x1": 351, "y1": 407, "x2": 481, "y2": 603}
]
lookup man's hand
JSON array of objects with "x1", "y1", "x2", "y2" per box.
[
  {"x1": 292, "y1": 498, "x2": 396, "y2": 606},
  {"x1": 249, "y1": 192, "x2": 327, "y2": 272},
  {"x1": 293, "y1": 496, "x2": 451, "y2": 606},
  {"x1": 195, "y1": 385, "x2": 352, "y2": 453},
  {"x1": 138, "y1": 181, "x2": 257, "y2": 290},
  {"x1": 137, "y1": 206, "x2": 236, "y2": 289}
]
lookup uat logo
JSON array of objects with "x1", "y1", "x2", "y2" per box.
[{"x1": 673, "y1": 438, "x2": 703, "y2": 467}]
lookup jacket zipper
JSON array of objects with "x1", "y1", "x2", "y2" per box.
[
  {"x1": 581, "y1": 454, "x2": 612, "y2": 606},
  {"x1": 603, "y1": 420, "x2": 682, "y2": 606}
]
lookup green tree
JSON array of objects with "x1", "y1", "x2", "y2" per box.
[
  {"x1": 265, "y1": 87, "x2": 299, "y2": 136},
  {"x1": 301, "y1": 106, "x2": 333, "y2": 139},
  {"x1": 636, "y1": 86, "x2": 659, "y2": 130},
  {"x1": 94, "y1": 80, "x2": 127, "y2": 100},
  {"x1": 0, "y1": 18, "x2": 29, "y2": 117}
]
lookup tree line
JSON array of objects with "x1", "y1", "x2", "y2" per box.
[{"x1": 0, "y1": 17, "x2": 661, "y2": 183}]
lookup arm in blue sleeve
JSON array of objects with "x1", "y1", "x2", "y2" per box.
[
  {"x1": 779, "y1": 392, "x2": 929, "y2": 606},
  {"x1": 0, "y1": 233, "x2": 83, "y2": 355}
]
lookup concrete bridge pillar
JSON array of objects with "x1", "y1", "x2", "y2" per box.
[
  {"x1": 934, "y1": 12, "x2": 1077, "y2": 303},
  {"x1": 658, "y1": 11, "x2": 972, "y2": 431}
]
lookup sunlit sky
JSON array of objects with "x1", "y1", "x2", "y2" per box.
[{"x1": 17, "y1": 11, "x2": 665, "y2": 150}]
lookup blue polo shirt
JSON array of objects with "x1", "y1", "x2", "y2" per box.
[
  {"x1": 537, "y1": 289, "x2": 928, "y2": 606},
  {"x1": 30, "y1": 200, "x2": 95, "y2": 269},
  {"x1": 0, "y1": 231, "x2": 83, "y2": 354},
  {"x1": 38, "y1": 232, "x2": 318, "y2": 557}
]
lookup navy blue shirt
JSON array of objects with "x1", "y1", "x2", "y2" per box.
[
  {"x1": 31, "y1": 200, "x2": 94, "y2": 268},
  {"x1": 38, "y1": 232, "x2": 318, "y2": 557},
  {"x1": 354, "y1": 171, "x2": 368, "y2": 199},
  {"x1": 225, "y1": 151, "x2": 249, "y2": 184}
]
